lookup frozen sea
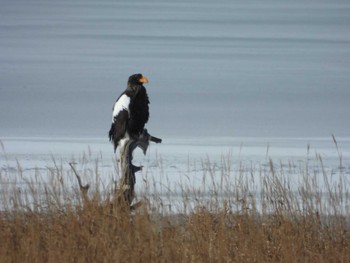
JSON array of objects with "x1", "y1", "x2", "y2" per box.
[{"x1": 1, "y1": 0, "x2": 350, "y2": 202}]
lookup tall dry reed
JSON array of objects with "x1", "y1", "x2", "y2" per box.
[{"x1": 0, "y1": 143, "x2": 349, "y2": 262}]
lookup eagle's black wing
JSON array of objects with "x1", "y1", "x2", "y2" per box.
[{"x1": 128, "y1": 86, "x2": 150, "y2": 136}]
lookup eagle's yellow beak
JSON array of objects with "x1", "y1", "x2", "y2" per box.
[{"x1": 139, "y1": 76, "x2": 149, "y2": 84}]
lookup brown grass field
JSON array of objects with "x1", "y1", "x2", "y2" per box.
[{"x1": 0, "y1": 147, "x2": 349, "y2": 262}]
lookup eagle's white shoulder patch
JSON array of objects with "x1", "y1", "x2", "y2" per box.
[{"x1": 112, "y1": 94, "x2": 130, "y2": 121}]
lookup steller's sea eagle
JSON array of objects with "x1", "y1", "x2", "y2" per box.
[{"x1": 108, "y1": 73, "x2": 160, "y2": 153}]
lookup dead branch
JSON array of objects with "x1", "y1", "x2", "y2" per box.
[
  {"x1": 68, "y1": 129, "x2": 161, "y2": 212},
  {"x1": 69, "y1": 162, "x2": 90, "y2": 203},
  {"x1": 115, "y1": 129, "x2": 162, "y2": 210}
]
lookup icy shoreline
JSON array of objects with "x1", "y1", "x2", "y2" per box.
[
  {"x1": 1, "y1": 135, "x2": 349, "y2": 181},
  {"x1": 1, "y1": 135, "x2": 349, "y2": 169},
  {"x1": 1, "y1": 136, "x2": 349, "y2": 214}
]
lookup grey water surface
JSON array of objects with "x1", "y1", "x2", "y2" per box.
[{"x1": 1, "y1": 0, "x2": 349, "y2": 139}]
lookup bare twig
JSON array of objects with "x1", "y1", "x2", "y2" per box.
[
  {"x1": 332, "y1": 134, "x2": 343, "y2": 169},
  {"x1": 69, "y1": 162, "x2": 90, "y2": 202}
]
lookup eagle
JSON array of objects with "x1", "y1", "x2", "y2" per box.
[{"x1": 108, "y1": 73, "x2": 160, "y2": 153}]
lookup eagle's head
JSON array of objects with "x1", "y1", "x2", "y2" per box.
[{"x1": 127, "y1": 74, "x2": 149, "y2": 87}]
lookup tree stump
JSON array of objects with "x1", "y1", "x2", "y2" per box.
[
  {"x1": 115, "y1": 129, "x2": 162, "y2": 210},
  {"x1": 70, "y1": 129, "x2": 161, "y2": 212}
]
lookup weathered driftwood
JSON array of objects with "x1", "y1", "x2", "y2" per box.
[
  {"x1": 70, "y1": 129, "x2": 161, "y2": 211},
  {"x1": 116, "y1": 129, "x2": 162, "y2": 210}
]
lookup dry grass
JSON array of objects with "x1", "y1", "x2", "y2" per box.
[{"x1": 0, "y1": 147, "x2": 349, "y2": 262}]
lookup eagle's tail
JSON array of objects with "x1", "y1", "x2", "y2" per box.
[
  {"x1": 149, "y1": 135, "x2": 162, "y2": 144},
  {"x1": 143, "y1": 129, "x2": 162, "y2": 144}
]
